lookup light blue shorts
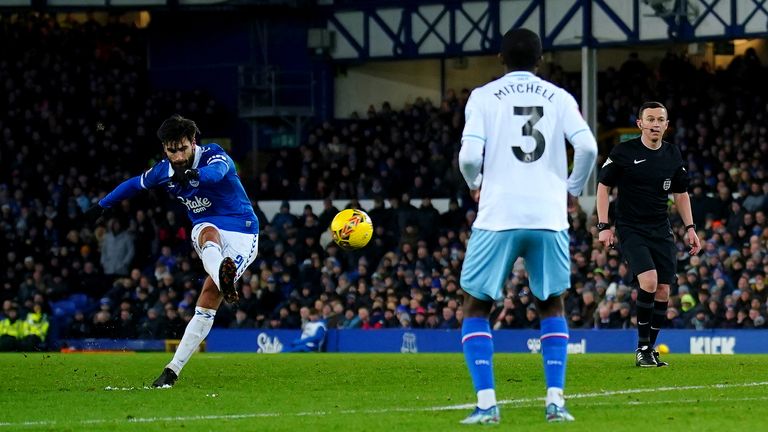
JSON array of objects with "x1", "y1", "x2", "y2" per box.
[{"x1": 460, "y1": 228, "x2": 570, "y2": 302}]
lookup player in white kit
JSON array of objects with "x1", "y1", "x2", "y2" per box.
[{"x1": 457, "y1": 29, "x2": 597, "y2": 424}]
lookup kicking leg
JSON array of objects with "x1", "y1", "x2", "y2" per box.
[{"x1": 198, "y1": 226, "x2": 238, "y2": 304}]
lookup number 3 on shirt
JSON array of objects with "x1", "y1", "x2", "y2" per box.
[{"x1": 512, "y1": 106, "x2": 545, "y2": 163}]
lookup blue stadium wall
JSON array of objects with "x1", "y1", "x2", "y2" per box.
[
  {"x1": 204, "y1": 329, "x2": 768, "y2": 354},
  {"x1": 63, "y1": 330, "x2": 768, "y2": 355}
]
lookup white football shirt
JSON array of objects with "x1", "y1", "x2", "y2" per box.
[{"x1": 459, "y1": 71, "x2": 597, "y2": 231}]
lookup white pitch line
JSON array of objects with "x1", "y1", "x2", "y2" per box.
[
  {"x1": 487, "y1": 395, "x2": 768, "y2": 411},
  {"x1": 1, "y1": 381, "x2": 766, "y2": 428},
  {"x1": 340, "y1": 380, "x2": 768, "y2": 413}
]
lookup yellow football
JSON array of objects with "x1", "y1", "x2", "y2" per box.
[
  {"x1": 657, "y1": 343, "x2": 670, "y2": 354},
  {"x1": 330, "y1": 208, "x2": 373, "y2": 250}
]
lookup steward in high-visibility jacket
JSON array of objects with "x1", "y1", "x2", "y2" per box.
[
  {"x1": 0, "y1": 307, "x2": 23, "y2": 352},
  {"x1": 21, "y1": 305, "x2": 50, "y2": 352}
]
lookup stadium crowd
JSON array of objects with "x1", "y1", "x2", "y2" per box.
[{"x1": 0, "y1": 14, "x2": 767, "y2": 349}]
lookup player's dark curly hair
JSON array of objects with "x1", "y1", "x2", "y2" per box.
[
  {"x1": 157, "y1": 114, "x2": 201, "y2": 144},
  {"x1": 501, "y1": 28, "x2": 542, "y2": 70}
]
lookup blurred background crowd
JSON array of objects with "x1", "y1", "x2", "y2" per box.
[{"x1": 1, "y1": 13, "x2": 767, "y2": 349}]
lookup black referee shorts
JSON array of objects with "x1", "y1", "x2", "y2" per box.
[{"x1": 616, "y1": 224, "x2": 676, "y2": 285}]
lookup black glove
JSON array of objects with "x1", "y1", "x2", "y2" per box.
[
  {"x1": 171, "y1": 168, "x2": 199, "y2": 185},
  {"x1": 84, "y1": 204, "x2": 107, "y2": 225}
]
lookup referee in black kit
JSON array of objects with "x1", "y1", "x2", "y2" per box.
[{"x1": 595, "y1": 101, "x2": 701, "y2": 367}]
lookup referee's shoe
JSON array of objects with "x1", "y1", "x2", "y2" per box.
[
  {"x1": 653, "y1": 351, "x2": 669, "y2": 367},
  {"x1": 635, "y1": 346, "x2": 658, "y2": 367}
]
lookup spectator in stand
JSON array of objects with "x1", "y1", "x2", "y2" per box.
[{"x1": 100, "y1": 218, "x2": 135, "y2": 279}]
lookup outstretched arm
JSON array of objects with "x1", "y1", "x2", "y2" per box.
[
  {"x1": 85, "y1": 175, "x2": 144, "y2": 225},
  {"x1": 98, "y1": 176, "x2": 143, "y2": 209}
]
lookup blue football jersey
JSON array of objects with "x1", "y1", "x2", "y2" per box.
[{"x1": 139, "y1": 144, "x2": 258, "y2": 234}]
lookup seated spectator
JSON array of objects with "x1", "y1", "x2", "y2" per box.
[
  {"x1": 688, "y1": 309, "x2": 710, "y2": 330},
  {"x1": 115, "y1": 310, "x2": 138, "y2": 340},
  {"x1": 138, "y1": 308, "x2": 164, "y2": 339},
  {"x1": 609, "y1": 302, "x2": 632, "y2": 329},
  {"x1": 67, "y1": 311, "x2": 92, "y2": 339},
  {"x1": 665, "y1": 307, "x2": 685, "y2": 329},
  {"x1": 229, "y1": 308, "x2": 256, "y2": 329},
  {"x1": 523, "y1": 305, "x2": 540, "y2": 329},
  {"x1": 594, "y1": 305, "x2": 614, "y2": 329},
  {"x1": 437, "y1": 306, "x2": 459, "y2": 329}
]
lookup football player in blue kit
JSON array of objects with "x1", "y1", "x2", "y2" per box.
[{"x1": 84, "y1": 114, "x2": 259, "y2": 387}]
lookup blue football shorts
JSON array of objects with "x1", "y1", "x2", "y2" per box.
[{"x1": 460, "y1": 228, "x2": 570, "y2": 302}]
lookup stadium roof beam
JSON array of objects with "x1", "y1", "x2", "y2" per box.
[
  {"x1": 320, "y1": 0, "x2": 768, "y2": 200},
  {"x1": 321, "y1": 0, "x2": 768, "y2": 61}
]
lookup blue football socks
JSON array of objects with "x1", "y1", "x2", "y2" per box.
[
  {"x1": 462, "y1": 317, "x2": 496, "y2": 408},
  {"x1": 540, "y1": 316, "x2": 569, "y2": 391}
]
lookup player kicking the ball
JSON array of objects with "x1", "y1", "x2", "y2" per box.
[{"x1": 84, "y1": 114, "x2": 259, "y2": 387}]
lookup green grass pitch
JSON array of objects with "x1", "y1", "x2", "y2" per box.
[{"x1": 1, "y1": 353, "x2": 766, "y2": 431}]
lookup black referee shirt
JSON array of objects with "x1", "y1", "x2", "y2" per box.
[{"x1": 597, "y1": 137, "x2": 688, "y2": 228}]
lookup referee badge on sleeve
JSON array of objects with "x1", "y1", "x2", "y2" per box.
[{"x1": 663, "y1": 178, "x2": 671, "y2": 190}]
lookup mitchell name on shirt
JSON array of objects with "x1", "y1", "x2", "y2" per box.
[{"x1": 493, "y1": 82, "x2": 555, "y2": 102}]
